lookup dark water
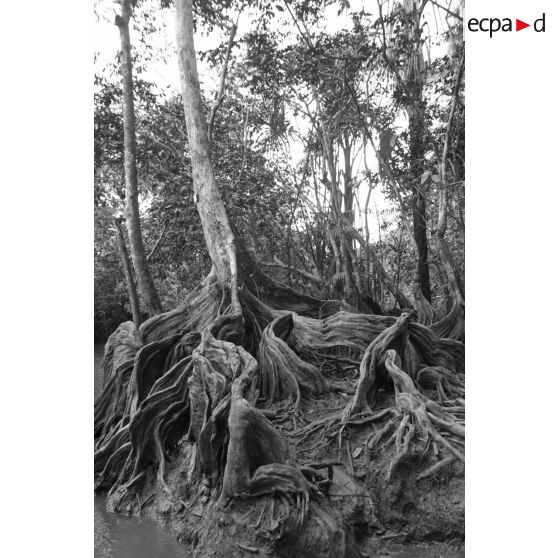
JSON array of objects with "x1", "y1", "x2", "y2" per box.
[
  {"x1": 94, "y1": 344, "x2": 189, "y2": 558},
  {"x1": 94, "y1": 495, "x2": 189, "y2": 558}
]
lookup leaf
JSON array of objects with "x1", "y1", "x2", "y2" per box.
[
  {"x1": 431, "y1": 174, "x2": 440, "y2": 183},
  {"x1": 421, "y1": 171, "x2": 431, "y2": 185},
  {"x1": 276, "y1": 4, "x2": 284, "y2": 11},
  {"x1": 352, "y1": 446, "x2": 363, "y2": 458}
]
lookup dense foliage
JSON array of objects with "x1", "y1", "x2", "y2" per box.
[{"x1": 94, "y1": 0, "x2": 464, "y2": 340}]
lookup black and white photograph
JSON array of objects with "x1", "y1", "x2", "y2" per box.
[
  {"x1": 5, "y1": 0, "x2": 558, "y2": 557},
  {"x1": 93, "y1": 1, "x2": 465, "y2": 556}
]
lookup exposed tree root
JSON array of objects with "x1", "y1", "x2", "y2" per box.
[
  {"x1": 431, "y1": 300, "x2": 465, "y2": 342},
  {"x1": 94, "y1": 270, "x2": 465, "y2": 556},
  {"x1": 95, "y1": 428, "x2": 131, "y2": 490},
  {"x1": 293, "y1": 311, "x2": 398, "y2": 355},
  {"x1": 367, "y1": 350, "x2": 464, "y2": 481},
  {"x1": 94, "y1": 322, "x2": 141, "y2": 442},
  {"x1": 139, "y1": 278, "x2": 221, "y2": 344},
  {"x1": 342, "y1": 313, "x2": 414, "y2": 419},
  {"x1": 416, "y1": 366, "x2": 464, "y2": 401},
  {"x1": 128, "y1": 332, "x2": 183, "y2": 416},
  {"x1": 223, "y1": 405, "x2": 312, "y2": 534},
  {"x1": 258, "y1": 313, "x2": 325, "y2": 406},
  {"x1": 284, "y1": 316, "x2": 464, "y2": 483},
  {"x1": 413, "y1": 286, "x2": 434, "y2": 326},
  {"x1": 128, "y1": 355, "x2": 193, "y2": 485},
  {"x1": 409, "y1": 322, "x2": 464, "y2": 374}
]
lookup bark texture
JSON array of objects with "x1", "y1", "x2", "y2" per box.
[
  {"x1": 404, "y1": 0, "x2": 433, "y2": 323},
  {"x1": 175, "y1": 0, "x2": 239, "y2": 304},
  {"x1": 116, "y1": 0, "x2": 162, "y2": 317},
  {"x1": 432, "y1": 51, "x2": 465, "y2": 341},
  {"x1": 114, "y1": 217, "x2": 142, "y2": 327},
  {"x1": 95, "y1": 279, "x2": 464, "y2": 555}
]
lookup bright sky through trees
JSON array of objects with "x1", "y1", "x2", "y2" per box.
[{"x1": 94, "y1": 0, "x2": 458, "y2": 242}]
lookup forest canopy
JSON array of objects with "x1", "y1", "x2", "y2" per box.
[{"x1": 94, "y1": 0, "x2": 464, "y2": 339}]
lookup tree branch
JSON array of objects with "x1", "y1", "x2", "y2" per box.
[
  {"x1": 207, "y1": 15, "x2": 239, "y2": 143},
  {"x1": 429, "y1": 0, "x2": 463, "y2": 21},
  {"x1": 147, "y1": 221, "x2": 170, "y2": 263}
]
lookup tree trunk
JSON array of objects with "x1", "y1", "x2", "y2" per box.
[
  {"x1": 114, "y1": 217, "x2": 142, "y2": 328},
  {"x1": 116, "y1": 0, "x2": 162, "y2": 316},
  {"x1": 340, "y1": 133, "x2": 362, "y2": 308},
  {"x1": 405, "y1": 2, "x2": 432, "y2": 305},
  {"x1": 434, "y1": 51, "x2": 465, "y2": 304},
  {"x1": 342, "y1": 133, "x2": 354, "y2": 227},
  {"x1": 175, "y1": 0, "x2": 239, "y2": 311},
  {"x1": 431, "y1": 52, "x2": 465, "y2": 340},
  {"x1": 409, "y1": 113, "x2": 434, "y2": 324},
  {"x1": 410, "y1": 134, "x2": 431, "y2": 303}
]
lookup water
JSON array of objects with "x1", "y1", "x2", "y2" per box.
[{"x1": 94, "y1": 344, "x2": 189, "y2": 558}]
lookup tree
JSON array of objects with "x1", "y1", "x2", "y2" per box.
[
  {"x1": 401, "y1": 0, "x2": 433, "y2": 308},
  {"x1": 116, "y1": 0, "x2": 162, "y2": 316},
  {"x1": 175, "y1": 0, "x2": 240, "y2": 306},
  {"x1": 114, "y1": 217, "x2": 142, "y2": 327},
  {"x1": 95, "y1": 2, "x2": 465, "y2": 555},
  {"x1": 432, "y1": 48, "x2": 465, "y2": 339}
]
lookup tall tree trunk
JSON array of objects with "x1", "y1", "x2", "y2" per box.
[
  {"x1": 175, "y1": 0, "x2": 240, "y2": 311},
  {"x1": 114, "y1": 217, "x2": 142, "y2": 327},
  {"x1": 315, "y1": 123, "x2": 360, "y2": 306},
  {"x1": 341, "y1": 134, "x2": 359, "y2": 305},
  {"x1": 409, "y1": 118, "x2": 431, "y2": 303},
  {"x1": 430, "y1": 51, "x2": 465, "y2": 341},
  {"x1": 342, "y1": 133, "x2": 354, "y2": 227},
  {"x1": 116, "y1": 0, "x2": 162, "y2": 316},
  {"x1": 434, "y1": 52, "x2": 465, "y2": 305},
  {"x1": 405, "y1": 1, "x2": 432, "y2": 305}
]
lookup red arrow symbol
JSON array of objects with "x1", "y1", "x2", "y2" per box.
[{"x1": 516, "y1": 19, "x2": 530, "y2": 31}]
